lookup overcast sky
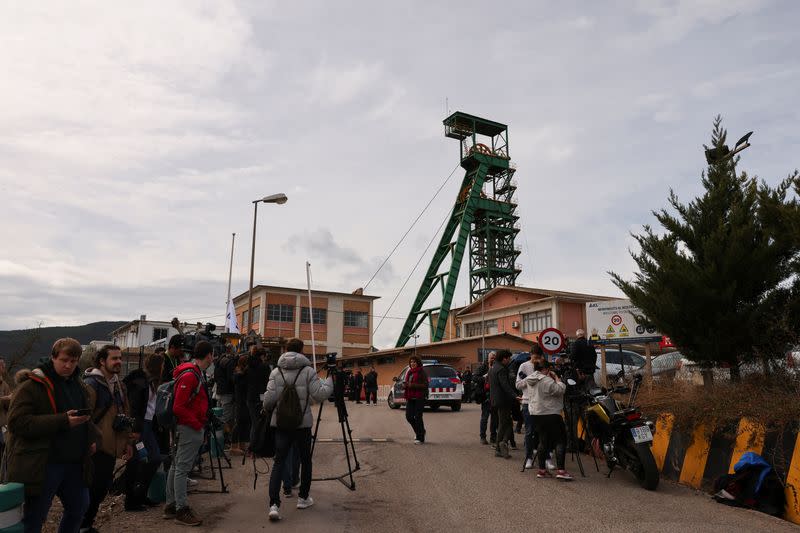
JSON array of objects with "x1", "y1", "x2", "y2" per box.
[{"x1": 1, "y1": 0, "x2": 798, "y2": 348}]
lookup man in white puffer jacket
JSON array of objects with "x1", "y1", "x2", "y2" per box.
[
  {"x1": 525, "y1": 358, "x2": 573, "y2": 481},
  {"x1": 263, "y1": 338, "x2": 333, "y2": 521},
  {"x1": 515, "y1": 346, "x2": 539, "y2": 469}
]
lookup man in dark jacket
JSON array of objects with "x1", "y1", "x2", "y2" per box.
[
  {"x1": 245, "y1": 346, "x2": 270, "y2": 448},
  {"x1": 123, "y1": 351, "x2": 165, "y2": 510},
  {"x1": 214, "y1": 345, "x2": 236, "y2": 430},
  {"x1": 569, "y1": 329, "x2": 597, "y2": 389},
  {"x1": 489, "y1": 350, "x2": 517, "y2": 458},
  {"x1": 162, "y1": 335, "x2": 183, "y2": 384},
  {"x1": 473, "y1": 353, "x2": 497, "y2": 445},
  {"x1": 363, "y1": 367, "x2": 378, "y2": 405},
  {"x1": 5, "y1": 338, "x2": 98, "y2": 533}
]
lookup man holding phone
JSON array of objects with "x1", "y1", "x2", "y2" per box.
[{"x1": 5, "y1": 337, "x2": 99, "y2": 533}]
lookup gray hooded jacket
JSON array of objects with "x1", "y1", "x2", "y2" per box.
[
  {"x1": 262, "y1": 352, "x2": 333, "y2": 429},
  {"x1": 525, "y1": 370, "x2": 566, "y2": 416}
]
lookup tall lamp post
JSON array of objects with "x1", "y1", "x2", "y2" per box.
[{"x1": 247, "y1": 193, "x2": 288, "y2": 333}]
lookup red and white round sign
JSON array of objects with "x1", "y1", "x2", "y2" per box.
[
  {"x1": 538, "y1": 327, "x2": 565, "y2": 355},
  {"x1": 611, "y1": 314, "x2": 623, "y2": 326}
]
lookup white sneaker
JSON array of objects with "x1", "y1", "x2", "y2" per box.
[
  {"x1": 524, "y1": 458, "x2": 534, "y2": 469},
  {"x1": 187, "y1": 477, "x2": 199, "y2": 487},
  {"x1": 297, "y1": 496, "x2": 314, "y2": 509},
  {"x1": 268, "y1": 504, "x2": 281, "y2": 521},
  {"x1": 413, "y1": 439, "x2": 421, "y2": 444},
  {"x1": 546, "y1": 459, "x2": 556, "y2": 471}
]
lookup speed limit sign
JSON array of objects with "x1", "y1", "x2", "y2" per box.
[{"x1": 539, "y1": 327, "x2": 565, "y2": 355}]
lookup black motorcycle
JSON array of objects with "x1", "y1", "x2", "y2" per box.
[{"x1": 576, "y1": 374, "x2": 660, "y2": 490}]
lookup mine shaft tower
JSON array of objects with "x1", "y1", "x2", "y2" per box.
[{"x1": 396, "y1": 112, "x2": 520, "y2": 347}]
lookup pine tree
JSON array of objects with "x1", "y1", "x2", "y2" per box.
[{"x1": 611, "y1": 117, "x2": 800, "y2": 383}]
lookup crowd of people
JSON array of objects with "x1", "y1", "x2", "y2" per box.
[
  {"x1": 456, "y1": 329, "x2": 600, "y2": 481},
  {"x1": 0, "y1": 328, "x2": 595, "y2": 531},
  {"x1": 0, "y1": 333, "x2": 347, "y2": 531}
]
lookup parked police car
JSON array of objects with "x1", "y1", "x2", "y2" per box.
[{"x1": 387, "y1": 360, "x2": 463, "y2": 411}]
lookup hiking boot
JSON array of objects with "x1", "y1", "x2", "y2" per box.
[
  {"x1": 268, "y1": 504, "x2": 281, "y2": 521},
  {"x1": 162, "y1": 503, "x2": 177, "y2": 519},
  {"x1": 297, "y1": 496, "x2": 314, "y2": 509},
  {"x1": 480, "y1": 437, "x2": 489, "y2": 445},
  {"x1": 174, "y1": 506, "x2": 202, "y2": 527}
]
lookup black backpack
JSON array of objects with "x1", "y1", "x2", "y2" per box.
[{"x1": 275, "y1": 368, "x2": 308, "y2": 430}]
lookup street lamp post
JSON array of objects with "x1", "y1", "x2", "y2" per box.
[
  {"x1": 413, "y1": 334, "x2": 419, "y2": 357},
  {"x1": 247, "y1": 193, "x2": 288, "y2": 333}
]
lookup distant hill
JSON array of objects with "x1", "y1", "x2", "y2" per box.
[{"x1": 0, "y1": 321, "x2": 126, "y2": 371}]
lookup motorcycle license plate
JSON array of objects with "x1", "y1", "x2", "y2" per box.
[{"x1": 631, "y1": 426, "x2": 653, "y2": 444}]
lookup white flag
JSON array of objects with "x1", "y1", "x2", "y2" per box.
[{"x1": 225, "y1": 299, "x2": 240, "y2": 334}]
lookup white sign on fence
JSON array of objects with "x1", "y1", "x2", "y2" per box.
[{"x1": 586, "y1": 299, "x2": 662, "y2": 345}]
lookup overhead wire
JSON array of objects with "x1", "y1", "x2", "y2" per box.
[
  {"x1": 372, "y1": 205, "x2": 453, "y2": 336},
  {"x1": 362, "y1": 162, "x2": 460, "y2": 291}
]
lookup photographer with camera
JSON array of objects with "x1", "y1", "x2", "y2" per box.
[
  {"x1": 525, "y1": 359, "x2": 573, "y2": 481},
  {"x1": 213, "y1": 344, "x2": 236, "y2": 429},
  {"x1": 123, "y1": 351, "x2": 165, "y2": 511},
  {"x1": 246, "y1": 346, "x2": 270, "y2": 450},
  {"x1": 489, "y1": 350, "x2": 517, "y2": 459},
  {"x1": 264, "y1": 338, "x2": 333, "y2": 522},
  {"x1": 569, "y1": 329, "x2": 597, "y2": 390},
  {"x1": 82, "y1": 344, "x2": 134, "y2": 531}
]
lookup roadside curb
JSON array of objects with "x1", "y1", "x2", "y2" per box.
[{"x1": 650, "y1": 414, "x2": 800, "y2": 524}]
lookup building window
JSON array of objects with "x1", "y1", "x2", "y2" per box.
[
  {"x1": 241, "y1": 310, "x2": 249, "y2": 327},
  {"x1": 465, "y1": 319, "x2": 497, "y2": 337},
  {"x1": 251, "y1": 306, "x2": 260, "y2": 324},
  {"x1": 301, "y1": 307, "x2": 327, "y2": 325},
  {"x1": 152, "y1": 327, "x2": 168, "y2": 342},
  {"x1": 267, "y1": 304, "x2": 294, "y2": 322},
  {"x1": 455, "y1": 324, "x2": 461, "y2": 338},
  {"x1": 344, "y1": 310, "x2": 369, "y2": 328},
  {"x1": 522, "y1": 310, "x2": 552, "y2": 333},
  {"x1": 377, "y1": 356, "x2": 396, "y2": 365}
]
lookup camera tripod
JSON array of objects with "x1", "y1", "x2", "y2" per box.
[
  {"x1": 190, "y1": 422, "x2": 230, "y2": 493},
  {"x1": 310, "y1": 368, "x2": 360, "y2": 490},
  {"x1": 564, "y1": 394, "x2": 599, "y2": 477}
]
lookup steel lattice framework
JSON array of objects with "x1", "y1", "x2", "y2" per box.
[{"x1": 396, "y1": 112, "x2": 520, "y2": 347}]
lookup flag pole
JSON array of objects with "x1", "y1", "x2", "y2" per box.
[
  {"x1": 225, "y1": 233, "x2": 236, "y2": 332},
  {"x1": 306, "y1": 261, "x2": 317, "y2": 371}
]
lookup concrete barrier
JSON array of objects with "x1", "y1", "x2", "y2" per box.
[{"x1": 650, "y1": 415, "x2": 800, "y2": 524}]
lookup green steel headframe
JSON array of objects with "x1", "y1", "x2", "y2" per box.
[{"x1": 396, "y1": 112, "x2": 521, "y2": 347}]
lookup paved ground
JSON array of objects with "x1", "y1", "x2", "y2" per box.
[{"x1": 63, "y1": 402, "x2": 797, "y2": 532}]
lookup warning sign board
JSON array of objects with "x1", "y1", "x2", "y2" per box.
[{"x1": 586, "y1": 299, "x2": 662, "y2": 345}]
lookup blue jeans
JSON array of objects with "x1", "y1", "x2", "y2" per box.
[
  {"x1": 282, "y1": 442, "x2": 300, "y2": 491},
  {"x1": 522, "y1": 406, "x2": 538, "y2": 460},
  {"x1": 269, "y1": 428, "x2": 312, "y2": 507},
  {"x1": 479, "y1": 401, "x2": 497, "y2": 440},
  {"x1": 23, "y1": 463, "x2": 89, "y2": 533}
]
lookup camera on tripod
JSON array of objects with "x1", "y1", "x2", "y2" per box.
[{"x1": 325, "y1": 352, "x2": 338, "y2": 371}]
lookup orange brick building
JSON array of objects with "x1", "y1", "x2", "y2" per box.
[
  {"x1": 231, "y1": 285, "x2": 378, "y2": 360},
  {"x1": 434, "y1": 286, "x2": 616, "y2": 344}
]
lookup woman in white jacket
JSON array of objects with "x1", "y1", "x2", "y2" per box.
[{"x1": 525, "y1": 359, "x2": 573, "y2": 480}]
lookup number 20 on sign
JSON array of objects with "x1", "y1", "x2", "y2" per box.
[{"x1": 538, "y1": 327, "x2": 565, "y2": 355}]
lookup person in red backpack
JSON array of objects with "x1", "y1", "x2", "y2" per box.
[
  {"x1": 404, "y1": 355, "x2": 429, "y2": 444},
  {"x1": 163, "y1": 340, "x2": 213, "y2": 527}
]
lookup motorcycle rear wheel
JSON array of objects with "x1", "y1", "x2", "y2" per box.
[{"x1": 632, "y1": 443, "x2": 660, "y2": 490}]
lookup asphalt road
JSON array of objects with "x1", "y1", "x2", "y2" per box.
[
  {"x1": 206, "y1": 401, "x2": 795, "y2": 533},
  {"x1": 93, "y1": 402, "x2": 796, "y2": 532}
]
